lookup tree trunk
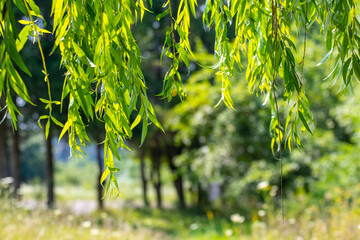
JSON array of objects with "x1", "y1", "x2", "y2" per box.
[
  {"x1": 96, "y1": 144, "x2": 104, "y2": 209},
  {"x1": 11, "y1": 129, "x2": 21, "y2": 198},
  {"x1": 168, "y1": 157, "x2": 185, "y2": 208},
  {"x1": 151, "y1": 149, "x2": 162, "y2": 208},
  {"x1": 45, "y1": 129, "x2": 54, "y2": 208},
  {"x1": 197, "y1": 182, "x2": 208, "y2": 209},
  {"x1": 139, "y1": 150, "x2": 149, "y2": 207},
  {"x1": 0, "y1": 121, "x2": 8, "y2": 178}
]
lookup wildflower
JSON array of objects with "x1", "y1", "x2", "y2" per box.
[
  {"x1": 90, "y1": 228, "x2": 100, "y2": 235},
  {"x1": 257, "y1": 181, "x2": 270, "y2": 190},
  {"x1": 81, "y1": 220, "x2": 91, "y2": 228},
  {"x1": 225, "y1": 229, "x2": 233, "y2": 236},
  {"x1": 230, "y1": 213, "x2": 245, "y2": 223},
  {"x1": 258, "y1": 210, "x2": 266, "y2": 217},
  {"x1": 189, "y1": 223, "x2": 198, "y2": 230}
]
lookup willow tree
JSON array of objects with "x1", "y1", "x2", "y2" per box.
[{"x1": 1, "y1": 0, "x2": 359, "y2": 204}]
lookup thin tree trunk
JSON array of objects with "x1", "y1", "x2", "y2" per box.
[
  {"x1": 197, "y1": 182, "x2": 208, "y2": 209},
  {"x1": 168, "y1": 157, "x2": 185, "y2": 208},
  {"x1": 154, "y1": 166, "x2": 162, "y2": 209},
  {"x1": 11, "y1": 129, "x2": 21, "y2": 198},
  {"x1": 96, "y1": 144, "x2": 104, "y2": 209},
  {"x1": 0, "y1": 121, "x2": 8, "y2": 178},
  {"x1": 45, "y1": 129, "x2": 54, "y2": 208},
  {"x1": 151, "y1": 149, "x2": 162, "y2": 208},
  {"x1": 139, "y1": 150, "x2": 149, "y2": 207}
]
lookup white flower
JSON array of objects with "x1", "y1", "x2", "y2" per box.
[
  {"x1": 81, "y1": 220, "x2": 91, "y2": 228},
  {"x1": 230, "y1": 213, "x2": 245, "y2": 223},
  {"x1": 90, "y1": 228, "x2": 100, "y2": 235},
  {"x1": 225, "y1": 229, "x2": 233, "y2": 236},
  {"x1": 189, "y1": 223, "x2": 198, "y2": 230},
  {"x1": 258, "y1": 210, "x2": 266, "y2": 217},
  {"x1": 257, "y1": 181, "x2": 269, "y2": 190}
]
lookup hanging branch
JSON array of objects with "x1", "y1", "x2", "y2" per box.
[
  {"x1": 300, "y1": 2, "x2": 308, "y2": 80},
  {"x1": 271, "y1": 0, "x2": 284, "y2": 223},
  {"x1": 23, "y1": 0, "x2": 55, "y2": 138}
]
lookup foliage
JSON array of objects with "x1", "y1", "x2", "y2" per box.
[
  {"x1": 165, "y1": 48, "x2": 274, "y2": 207},
  {"x1": 1, "y1": 0, "x2": 360, "y2": 196}
]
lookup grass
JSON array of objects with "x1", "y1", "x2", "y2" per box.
[
  {"x1": 0, "y1": 199, "x2": 166, "y2": 240},
  {"x1": 4, "y1": 152, "x2": 360, "y2": 239},
  {"x1": 1, "y1": 195, "x2": 360, "y2": 240}
]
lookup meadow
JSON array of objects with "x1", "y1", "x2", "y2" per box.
[{"x1": 1, "y1": 157, "x2": 360, "y2": 240}]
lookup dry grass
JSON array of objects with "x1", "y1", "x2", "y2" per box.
[
  {"x1": 1, "y1": 197, "x2": 360, "y2": 240},
  {"x1": 0, "y1": 200, "x2": 168, "y2": 240}
]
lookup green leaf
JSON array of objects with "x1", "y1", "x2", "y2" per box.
[
  {"x1": 12, "y1": 0, "x2": 27, "y2": 15},
  {"x1": 316, "y1": 49, "x2": 332, "y2": 66},
  {"x1": 298, "y1": 111, "x2": 312, "y2": 135},
  {"x1": 189, "y1": 0, "x2": 197, "y2": 18},
  {"x1": 37, "y1": 115, "x2": 48, "y2": 129},
  {"x1": 59, "y1": 120, "x2": 71, "y2": 140},
  {"x1": 130, "y1": 105, "x2": 144, "y2": 130},
  {"x1": 108, "y1": 132, "x2": 121, "y2": 161},
  {"x1": 39, "y1": 98, "x2": 50, "y2": 104},
  {"x1": 100, "y1": 167, "x2": 110, "y2": 186},
  {"x1": 85, "y1": 2, "x2": 95, "y2": 20},
  {"x1": 326, "y1": 27, "x2": 333, "y2": 51},
  {"x1": 348, "y1": 7, "x2": 354, "y2": 26},
  {"x1": 147, "y1": 111, "x2": 164, "y2": 132},
  {"x1": 110, "y1": 174, "x2": 123, "y2": 198},
  {"x1": 72, "y1": 42, "x2": 86, "y2": 58},
  {"x1": 7, "y1": 2, "x2": 19, "y2": 39},
  {"x1": 140, "y1": 118, "x2": 148, "y2": 147},
  {"x1": 102, "y1": 175, "x2": 111, "y2": 199},
  {"x1": 176, "y1": 43, "x2": 190, "y2": 68},
  {"x1": 6, "y1": 59, "x2": 33, "y2": 104},
  {"x1": 16, "y1": 25, "x2": 31, "y2": 51},
  {"x1": 352, "y1": 55, "x2": 360, "y2": 81},
  {"x1": 156, "y1": 9, "x2": 170, "y2": 21},
  {"x1": 285, "y1": 103, "x2": 296, "y2": 131},
  {"x1": 52, "y1": 0, "x2": 64, "y2": 30},
  {"x1": 4, "y1": 35, "x2": 31, "y2": 76},
  {"x1": 45, "y1": 119, "x2": 50, "y2": 139},
  {"x1": 6, "y1": 94, "x2": 19, "y2": 129},
  {"x1": 342, "y1": 58, "x2": 351, "y2": 84},
  {"x1": 28, "y1": 0, "x2": 41, "y2": 15},
  {"x1": 51, "y1": 116, "x2": 64, "y2": 127}
]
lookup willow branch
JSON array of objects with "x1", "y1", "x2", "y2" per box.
[{"x1": 271, "y1": 0, "x2": 284, "y2": 223}]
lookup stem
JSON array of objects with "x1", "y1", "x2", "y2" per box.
[
  {"x1": 23, "y1": 0, "x2": 52, "y2": 114},
  {"x1": 301, "y1": 3, "x2": 307, "y2": 81},
  {"x1": 168, "y1": 0, "x2": 177, "y2": 67}
]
